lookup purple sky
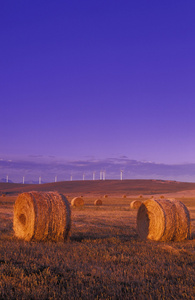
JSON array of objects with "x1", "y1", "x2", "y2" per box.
[{"x1": 1, "y1": 1, "x2": 195, "y2": 169}]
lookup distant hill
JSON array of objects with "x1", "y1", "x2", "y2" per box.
[
  {"x1": 1, "y1": 179, "x2": 195, "y2": 196},
  {"x1": 19, "y1": 180, "x2": 47, "y2": 184}
]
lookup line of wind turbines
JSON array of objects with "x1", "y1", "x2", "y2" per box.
[
  {"x1": 68, "y1": 170, "x2": 124, "y2": 182},
  {"x1": 5, "y1": 170, "x2": 124, "y2": 184}
]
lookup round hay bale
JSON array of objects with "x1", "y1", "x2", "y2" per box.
[
  {"x1": 122, "y1": 194, "x2": 126, "y2": 198},
  {"x1": 139, "y1": 194, "x2": 143, "y2": 199},
  {"x1": 104, "y1": 194, "x2": 108, "y2": 198},
  {"x1": 136, "y1": 199, "x2": 191, "y2": 242},
  {"x1": 13, "y1": 191, "x2": 71, "y2": 242},
  {"x1": 137, "y1": 199, "x2": 176, "y2": 241},
  {"x1": 170, "y1": 199, "x2": 191, "y2": 241},
  {"x1": 130, "y1": 200, "x2": 142, "y2": 209},
  {"x1": 94, "y1": 199, "x2": 102, "y2": 206},
  {"x1": 71, "y1": 197, "x2": 84, "y2": 207}
]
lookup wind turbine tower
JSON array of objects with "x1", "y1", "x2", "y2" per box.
[
  {"x1": 6, "y1": 175, "x2": 8, "y2": 183},
  {"x1": 120, "y1": 170, "x2": 123, "y2": 181},
  {"x1": 55, "y1": 176, "x2": 57, "y2": 183},
  {"x1": 93, "y1": 172, "x2": 95, "y2": 180},
  {"x1": 23, "y1": 176, "x2": 25, "y2": 184},
  {"x1": 39, "y1": 176, "x2": 41, "y2": 184}
]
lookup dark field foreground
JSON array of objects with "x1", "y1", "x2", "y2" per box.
[{"x1": 0, "y1": 194, "x2": 195, "y2": 299}]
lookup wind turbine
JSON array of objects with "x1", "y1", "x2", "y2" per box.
[
  {"x1": 6, "y1": 175, "x2": 8, "y2": 183},
  {"x1": 120, "y1": 170, "x2": 123, "y2": 181},
  {"x1": 39, "y1": 176, "x2": 41, "y2": 184},
  {"x1": 103, "y1": 171, "x2": 106, "y2": 180},
  {"x1": 83, "y1": 173, "x2": 85, "y2": 181},
  {"x1": 55, "y1": 176, "x2": 57, "y2": 183},
  {"x1": 93, "y1": 171, "x2": 95, "y2": 180},
  {"x1": 23, "y1": 176, "x2": 25, "y2": 184}
]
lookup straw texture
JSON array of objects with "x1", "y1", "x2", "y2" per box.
[
  {"x1": 130, "y1": 200, "x2": 142, "y2": 209},
  {"x1": 13, "y1": 191, "x2": 71, "y2": 242},
  {"x1": 137, "y1": 199, "x2": 191, "y2": 241},
  {"x1": 170, "y1": 199, "x2": 191, "y2": 241},
  {"x1": 94, "y1": 199, "x2": 102, "y2": 206},
  {"x1": 71, "y1": 197, "x2": 84, "y2": 207}
]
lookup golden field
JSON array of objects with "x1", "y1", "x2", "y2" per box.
[{"x1": 0, "y1": 180, "x2": 195, "y2": 299}]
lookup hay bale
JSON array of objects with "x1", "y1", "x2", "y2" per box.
[
  {"x1": 71, "y1": 197, "x2": 84, "y2": 207},
  {"x1": 13, "y1": 191, "x2": 71, "y2": 242},
  {"x1": 122, "y1": 194, "x2": 126, "y2": 198},
  {"x1": 104, "y1": 194, "x2": 108, "y2": 198},
  {"x1": 130, "y1": 200, "x2": 142, "y2": 209},
  {"x1": 137, "y1": 199, "x2": 176, "y2": 241},
  {"x1": 136, "y1": 199, "x2": 191, "y2": 242},
  {"x1": 170, "y1": 199, "x2": 191, "y2": 241},
  {"x1": 94, "y1": 199, "x2": 102, "y2": 206}
]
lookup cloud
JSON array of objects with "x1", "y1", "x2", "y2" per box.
[{"x1": 0, "y1": 156, "x2": 195, "y2": 183}]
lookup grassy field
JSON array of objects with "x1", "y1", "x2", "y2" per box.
[{"x1": 0, "y1": 192, "x2": 195, "y2": 299}]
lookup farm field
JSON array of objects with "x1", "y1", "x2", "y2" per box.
[{"x1": 0, "y1": 181, "x2": 195, "y2": 299}]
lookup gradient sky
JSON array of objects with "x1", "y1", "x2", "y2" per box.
[{"x1": 1, "y1": 0, "x2": 195, "y2": 166}]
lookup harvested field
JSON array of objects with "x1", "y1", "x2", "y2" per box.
[{"x1": 0, "y1": 187, "x2": 195, "y2": 299}]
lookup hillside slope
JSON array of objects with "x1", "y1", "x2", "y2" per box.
[{"x1": 1, "y1": 179, "x2": 195, "y2": 196}]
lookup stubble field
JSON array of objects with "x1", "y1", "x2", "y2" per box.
[{"x1": 0, "y1": 182, "x2": 195, "y2": 299}]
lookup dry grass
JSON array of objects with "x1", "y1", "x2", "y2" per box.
[
  {"x1": 13, "y1": 192, "x2": 71, "y2": 242},
  {"x1": 170, "y1": 199, "x2": 191, "y2": 241},
  {"x1": 0, "y1": 194, "x2": 195, "y2": 299}
]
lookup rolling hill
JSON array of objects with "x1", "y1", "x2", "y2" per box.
[{"x1": 1, "y1": 179, "x2": 195, "y2": 196}]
